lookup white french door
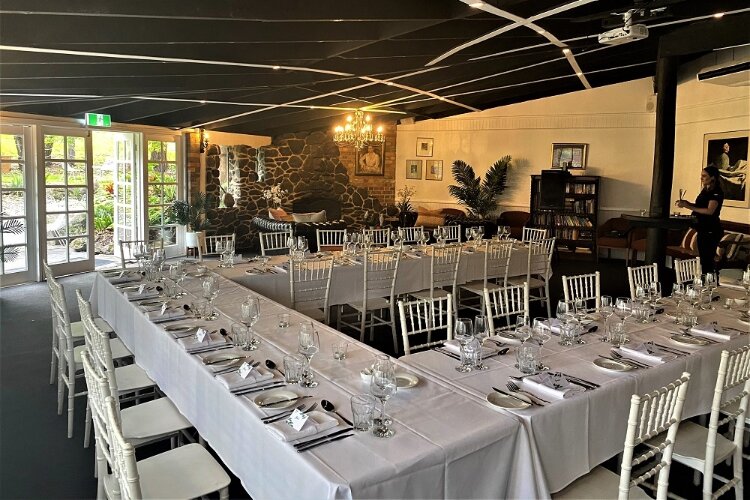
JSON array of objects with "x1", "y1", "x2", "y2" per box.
[
  {"x1": 0, "y1": 125, "x2": 35, "y2": 286},
  {"x1": 38, "y1": 127, "x2": 95, "y2": 276},
  {"x1": 144, "y1": 133, "x2": 182, "y2": 258},
  {"x1": 111, "y1": 132, "x2": 139, "y2": 258}
]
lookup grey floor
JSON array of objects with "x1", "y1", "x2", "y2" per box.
[{"x1": 0, "y1": 258, "x2": 746, "y2": 499}]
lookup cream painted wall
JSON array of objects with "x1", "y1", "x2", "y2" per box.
[{"x1": 396, "y1": 78, "x2": 657, "y2": 221}]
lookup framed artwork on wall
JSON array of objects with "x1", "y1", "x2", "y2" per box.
[
  {"x1": 551, "y1": 143, "x2": 588, "y2": 170},
  {"x1": 425, "y1": 160, "x2": 443, "y2": 181},
  {"x1": 406, "y1": 160, "x2": 422, "y2": 179},
  {"x1": 703, "y1": 130, "x2": 749, "y2": 208},
  {"x1": 416, "y1": 137, "x2": 434, "y2": 157},
  {"x1": 355, "y1": 142, "x2": 385, "y2": 176}
]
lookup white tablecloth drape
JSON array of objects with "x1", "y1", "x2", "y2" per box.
[
  {"x1": 91, "y1": 271, "x2": 544, "y2": 499},
  {"x1": 214, "y1": 244, "x2": 538, "y2": 307},
  {"x1": 399, "y1": 290, "x2": 750, "y2": 494}
]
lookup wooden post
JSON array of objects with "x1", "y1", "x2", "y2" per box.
[{"x1": 646, "y1": 56, "x2": 679, "y2": 266}]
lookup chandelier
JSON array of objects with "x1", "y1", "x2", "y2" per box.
[{"x1": 333, "y1": 110, "x2": 384, "y2": 149}]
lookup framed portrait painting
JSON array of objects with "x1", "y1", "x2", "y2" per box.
[
  {"x1": 425, "y1": 160, "x2": 443, "y2": 181},
  {"x1": 355, "y1": 142, "x2": 385, "y2": 176},
  {"x1": 406, "y1": 160, "x2": 422, "y2": 179},
  {"x1": 551, "y1": 143, "x2": 588, "y2": 170},
  {"x1": 416, "y1": 137, "x2": 434, "y2": 157},
  {"x1": 703, "y1": 131, "x2": 749, "y2": 208}
]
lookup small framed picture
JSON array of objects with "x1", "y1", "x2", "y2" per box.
[
  {"x1": 703, "y1": 130, "x2": 749, "y2": 208},
  {"x1": 425, "y1": 160, "x2": 443, "y2": 181},
  {"x1": 416, "y1": 137, "x2": 434, "y2": 157},
  {"x1": 406, "y1": 159, "x2": 422, "y2": 179},
  {"x1": 551, "y1": 143, "x2": 588, "y2": 170},
  {"x1": 355, "y1": 142, "x2": 385, "y2": 176}
]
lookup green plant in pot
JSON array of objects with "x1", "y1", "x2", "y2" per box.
[
  {"x1": 396, "y1": 186, "x2": 417, "y2": 226},
  {"x1": 167, "y1": 193, "x2": 210, "y2": 248},
  {"x1": 447, "y1": 156, "x2": 511, "y2": 236}
]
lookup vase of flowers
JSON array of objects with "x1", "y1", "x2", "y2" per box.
[{"x1": 262, "y1": 184, "x2": 287, "y2": 209}]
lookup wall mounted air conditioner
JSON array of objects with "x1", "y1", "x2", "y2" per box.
[{"x1": 697, "y1": 59, "x2": 750, "y2": 87}]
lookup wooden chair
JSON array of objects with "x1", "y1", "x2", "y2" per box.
[
  {"x1": 398, "y1": 295, "x2": 453, "y2": 355},
  {"x1": 522, "y1": 227, "x2": 548, "y2": 242},
  {"x1": 260, "y1": 230, "x2": 293, "y2": 256},
  {"x1": 627, "y1": 263, "x2": 658, "y2": 300},
  {"x1": 554, "y1": 373, "x2": 691, "y2": 500},
  {"x1": 437, "y1": 225, "x2": 461, "y2": 243},
  {"x1": 289, "y1": 257, "x2": 334, "y2": 323},
  {"x1": 339, "y1": 250, "x2": 401, "y2": 351},
  {"x1": 316, "y1": 228, "x2": 347, "y2": 252},
  {"x1": 484, "y1": 282, "x2": 529, "y2": 333},
  {"x1": 674, "y1": 257, "x2": 701, "y2": 285},
  {"x1": 198, "y1": 233, "x2": 235, "y2": 261},
  {"x1": 562, "y1": 271, "x2": 602, "y2": 312}
]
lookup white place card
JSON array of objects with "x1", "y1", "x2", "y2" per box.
[
  {"x1": 196, "y1": 327, "x2": 209, "y2": 343},
  {"x1": 238, "y1": 362, "x2": 254, "y2": 379},
  {"x1": 138, "y1": 284, "x2": 146, "y2": 294},
  {"x1": 160, "y1": 302, "x2": 169, "y2": 315},
  {"x1": 285, "y1": 408, "x2": 309, "y2": 431}
]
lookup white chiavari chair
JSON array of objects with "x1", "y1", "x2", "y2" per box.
[
  {"x1": 627, "y1": 263, "x2": 659, "y2": 300},
  {"x1": 260, "y1": 230, "x2": 293, "y2": 256},
  {"x1": 409, "y1": 243, "x2": 462, "y2": 317},
  {"x1": 338, "y1": 250, "x2": 401, "y2": 351},
  {"x1": 363, "y1": 228, "x2": 390, "y2": 247},
  {"x1": 198, "y1": 233, "x2": 235, "y2": 261},
  {"x1": 397, "y1": 226, "x2": 425, "y2": 245},
  {"x1": 289, "y1": 257, "x2": 334, "y2": 323},
  {"x1": 554, "y1": 373, "x2": 691, "y2": 500},
  {"x1": 104, "y1": 397, "x2": 231, "y2": 500},
  {"x1": 76, "y1": 293, "x2": 155, "y2": 441},
  {"x1": 522, "y1": 226, "x2": 548, "y2": 242},
  {"x1": 674, "y1": 257, "x2": 702, "y2": 285},
  {"x1": 437, "y1": 225, "x2": 461, "y2": 243},
  {"x1": 484, "y1": 282, "x2": 529, "y2": 333},
  {"x1": 459, "y1": 240, "x2": 513, "y2": 314},
  {"x1": 316, "y1": 228, "x2": 347, "y2": 252},
  {"x1": 49, "y1": 276, "x2": 131, "y2": 439},
  {"x1": 663, "y1": 346, "x2": 749, "y2": 500},
  {"x1": 118, "y1": 239, "x2": 163, "y2": 269},
  {"x1": 562, "y1": 271, "x2": 602, "y2": 312},
  {"x1": 81, "y1": 351, "x2": 193, "y2": 498},
  {"x1": 398, "y1": 295, "x2": 453, "y2": 355},
  {"x1": 508, "y1": 237, "x2": 555, "y2": 317}
]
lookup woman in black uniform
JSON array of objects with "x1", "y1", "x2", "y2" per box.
[{"x1": 675, "y1": 166, "x2": 724, "y2": 273}]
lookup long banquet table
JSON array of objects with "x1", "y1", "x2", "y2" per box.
[
  {"x1": 90, "y1": 269, "x2": 545, "y2": 499},
  {"x1": 214, "y1": 244, "x2": 538, "y2": 307}
]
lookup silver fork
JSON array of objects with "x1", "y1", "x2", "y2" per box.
[
  {"x1": 263, "y1": 403, "x2": 307, "y2": 424},
  {"x1": 506, "y1": 381, "x2": 548, "y2": 405},
  {"x1": 610, "y1": 350, "x2": 648, "y2": 368}
]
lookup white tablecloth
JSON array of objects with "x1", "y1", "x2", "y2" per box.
[
  {"x1": 91, "y1": 271, "x2": 543, "y2": 499},
  {"x1": 214, "y1": 243, "x2": 538, "y2": 307},
  {"x1": 400, "y1": 290, "x2": 750, "y2": 494}
]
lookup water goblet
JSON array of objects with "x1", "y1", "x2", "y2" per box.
[
  {"x1": 454, "y1": 318, "x2": 474, "y2": 372},
  {"x1": 473, "y1": 315, "x2": 489, "y2": 370},
  {"x1": 240, "y1": 296, "x2": 260, "y2": 350},
  {"x1": 298, "y1": 322, "x2": 320, "y2": 388},
  {"x1": 599, "y1": 295, "x2": 613, "y2": 341},
  {"x1": 614, "y1": 297, "x2": 632, "y2": 325},
  {"x1": 370, "y1": 357, "x2": 397, "y2": 438}
]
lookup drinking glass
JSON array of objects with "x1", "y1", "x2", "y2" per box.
[
  {"x1": 192, "y1": 298, "x2": 211, "y2": 320},
  {"x1": 741, "y1": 269, "x2": 750, "y2": 298},
  {"x1": 635, "y1": 285, "x2": 649, "y2": 303},
  {"x1": 516, "y1": 342, "x2": 540, "y2": 375},
  {"x1": 332, "y1": 341, "x2": 349, "y2": 361},
  {"x1": 350, "y1": 394, "x2": 377, "y2": 432},
  {"x1": 370, "y1": 358, "x2": 397, "y2": 438},
  {"x1": 599, "y1": 295, "x2": 613, "y2": 341},
  {"x1": 559, "y1": 320, "x2": 576, "y2": 346},
  {"x1": 240, "y1": 296, "x2": 260, "y2": 350},
  {"x1": 685, "y1": 285, "x2": 700, "y2": 307},
  {"x1": 473, "y1": 315, "x2": 489, "y2": 370},
  {"x1": 671, "y1": 283, "x2": 685, "y2": 302},
  {"x1": 704, "y1": 272, "x2": 717, "y2": 309},
  {"x1": 283, "y1": 354, "x2": 305, "y2": 384},
  {"x1": 614, "y1": 297, "x2": 632, "y2": 324},
  {"x1": 573, "y1": 297, "x2": 588, "y2": 323},
  {"x1": 162, "y1": 278, "x2": 177, "y2": 299},
  {"x1": 608, "y1": 320, "x2": 628, "y2": 346},
  {"x1": 287, "y1": 236, "x2": 297, "y2": 256},
  {"x1": 296, "y1": 236, "x2": 308, "y2": 254},
  {"x1": 201, "y1": 276, "x2": 220, "y2": 320},
  {"x1": 460, "y1": 338, "x2": 481, "y2": 371},
  {"x1": 231, "y1": 323, "x2": 250, "y2": 350},
  {"x1": 556, "y1": 300, "x2": 574, "y2": 323},
  {"x1": 454, "y1": 318, "x2": 474, "y2": 372},
  {"x1": 515, "y1": 315, "x2": 530, "y2": 340},
  {"x1": 151, "y1": 248, "x2": 166, "y2": 273},
  {"x1": 168, "y1": 263, "x2": 188, "y2": 297},
  {"x1": 648, "y1": 282, "x2": 662, "y2": 304},
  {"x1": 298, "y1": 323, "x2": 320, "y2": 388},
  {"x1": 277, "y1": 313, "x2": 290, "y2": 329}
]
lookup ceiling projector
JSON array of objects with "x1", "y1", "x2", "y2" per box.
[{"x1": 598, "y1": 23, "x2": 649, "y2": 45}]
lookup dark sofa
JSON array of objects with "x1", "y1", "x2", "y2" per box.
[{"x1": 251, "y1": 216, "x2": 347, "y2": 253}]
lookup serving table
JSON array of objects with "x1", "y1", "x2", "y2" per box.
[
  {"x1": 90, "y1": 269, "x2": 543, "y2": 499},
  {"x1": 400, "y1": 287, "x2": 749, "y2": 494}
]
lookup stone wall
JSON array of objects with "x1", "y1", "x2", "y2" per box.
[{"x1": 191, "y1": 126, "x2": 397, "y2": 251}]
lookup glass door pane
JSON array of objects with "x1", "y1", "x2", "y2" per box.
[
  {"x1": 144, "y1": 134, "x2": 182, "y2": 257},
  {"x1": 0, "y1": 125, "x2": 34, "y2": 286},
  {"x1": 40, "y1": 128, "x2": 94, "y2": 275}
]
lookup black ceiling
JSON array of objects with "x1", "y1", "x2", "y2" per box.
[{"x1": 0, "y1": 0, "x2": 748, "y2": 136}]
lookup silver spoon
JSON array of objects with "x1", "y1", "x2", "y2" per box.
[
  {"x1": 321, "y1": 399, "x2": 353, "y2": 426},
  {"x1": 265, "y1": 359, "x2": 285, "y2": 376}
]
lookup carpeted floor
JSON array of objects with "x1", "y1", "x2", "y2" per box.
[{"x1": 0, "y1": 256, "x2": 745, "y2": 499}]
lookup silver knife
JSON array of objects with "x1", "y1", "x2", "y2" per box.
[
  {"x1": 296, "y1": 433, "x2": 354, "y2": 452},
  {"x1": 259, "y1": 395, "x2": 311, "y2": 408},
  {"x1": 293, "y1": 427, "x2": 353, "y2": 449}
]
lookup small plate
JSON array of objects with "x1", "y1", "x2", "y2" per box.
[
  {"x1": 670, "y1": 334, "x2": 709, "y2": 346},
  {"x1": 395, "y1": 372, "x2": 419, "y2": 389},
  {"x1": 594, "y1": 357, "x2": 635, "y2": 372},
  {"x1": 165, "y1": 324, "x2": 197, "y2": 334},
  {"x1": 202, "y1": 352, "x2": 245, "y2": 367},
  {"x1": 253, "y1": 390, "x2": 299, "y2": 409},
  {"x1": 486, "y1": 391, "x2": 530, "y2": 409}
]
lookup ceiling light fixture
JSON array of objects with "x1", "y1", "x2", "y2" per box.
[
  {"x1": 469, "y1": 2, "x2": 484, "y2": 8},
  {"x1": 562, "y1": 48, "x2": 571, "y2": 54},
  {"x1": 713, "y1": 12, "x2": 725, "y2": 19},
  {"x1": 333, "y1": 110, "x2": 384, "y2": 149}
]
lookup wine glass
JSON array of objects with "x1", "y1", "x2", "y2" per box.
[
  {"x1": 370, "y1": 357, "x2": 397, "y2": 438},
  {"x1": 297, "y1": 237, "x2": 309, "y2": 254},
  {"x1": 556, "y1": 300, "x2": 574, "y2": 323},
  {"x1": 599, "y1": 295, "x2": 613, "y2": 341},
  {"x1": 614, "y1": 297, "x2": 632, "y2": 325},
  {"x1": 473, "y1": 315, "x2": 489, "y2": 370},
  {"x1": 530, "y1": 318, "x2": 552, "y2": 369},
  {"x1": 704, "y1": 272, "x2": 717, "y2": 309},
  {"x1": 298, "y1": 322, "x2": 320, "y2": 388},
  {"x1": 671, "y1": 283, "x2": 685, "y2": 302},
  {"x1": 201, "y1": 276, "x2": 220, "y2": 320},
  {"x1": 287, "y1": 236, "x2": 297, "y2": 256},
  {"x1": 168, "y1": 263, "x2": 187, "y2": 297},
  {"x1": 454, "y1": 318, "x2": 474, "y2": 373},
  {"x1": 240, "y1": 296, "x2": 260, "y2": 349}
]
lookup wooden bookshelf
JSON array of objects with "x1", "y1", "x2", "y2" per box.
[{"x1": 530, "y1": 174, "x2": 600, "y2": 257}]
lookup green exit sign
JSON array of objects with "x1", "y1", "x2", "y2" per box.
[{"x1": 84, "y1": 113, "x2": 111, "y2": 127}]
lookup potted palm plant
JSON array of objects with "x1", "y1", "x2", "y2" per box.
[
  {"x1": 167, "y1": 193, "x2": 209, "y2": 248},
  {"x1": 447, "y1": 156, "x2": 511, "y2": 238}
]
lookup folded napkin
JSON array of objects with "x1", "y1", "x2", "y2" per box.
[
  {"x1": 273, "y1": 265, "x2": 288, "y2": 274},
  {"x1": 145, "y1": 308, "x2": 187, "y2": 323},
  {"x1": 178, "y1": 331, "x2": 226, "y2": 353},
  {"x1": 522, "y1": 373, "x2": 584, "y2": 401},
  {"x1": 690, "y1": 323, "x2": 730, "y2": 341},
  {"x1": 107, "y1": 272, "x2": 141, "y2": 285},
  {"x1": 266, "y1": 410, "x2": 338, "y2": 442},
  {"x1": 443, "y1": 339, "x2": 495, "y2": 357},
  {"x1": 124, "y1": 289, "x2": 159, "y2": 301},
  {"x1": 489, "y1": 332, "x2": 524, "y2": 346},
  {"x1": 619, "y1": 344, "x2": 675, "y2": 366},
  {"x1": 719, "y1": 278, "x2": 745, "y2": 291},
  {"x1": 537, "y1": 318, "x2": 562, "y2": 335},
  {"x1": 217, "y1": 366, "x2": 274, "y2": 390}
]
